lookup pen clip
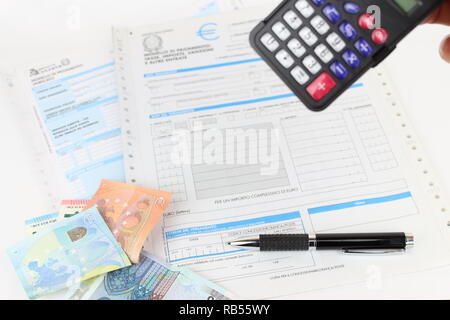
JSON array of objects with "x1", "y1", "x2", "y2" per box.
[{"x1": 342, "y1": 249, "x2": 406, "y2": 255}]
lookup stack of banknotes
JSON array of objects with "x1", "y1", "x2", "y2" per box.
[{"x1": 8, "y1": 180, "x2": 231, "y2": 300}]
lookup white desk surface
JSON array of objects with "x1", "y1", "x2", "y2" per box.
[{"x1": 0, "y1": 0, "x2": 449, "y2": 300}]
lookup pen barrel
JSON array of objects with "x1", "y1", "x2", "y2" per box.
[
  {"x1": 315, "y1": 233, "x2": 407, "y2": 250},
  {"x1": 259, "y1": 234, "x2": 309, "y2": 251}
]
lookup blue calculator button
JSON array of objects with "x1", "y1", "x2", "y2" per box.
[
  {"x1": 311, "y1": 0, "x2": 325, "y2": 6},
  {"x1": 322, "y1": 4, "x2": 341, "y2": 23},
  {"x1": 330, "y1": 61, "x2": 348, "y2": 79},
  {"x1": 354, "y1": 38, "x2": 373, "y2": 57},
  {"x1": 339, "y1": 21, "x2": 357, "y2": 40},
  {"x1": 343, "y1": 2, "x2": 361, "y2": 14},
  {"x1": 342, "y1": 50, "x2": 361, "y2": 68}
]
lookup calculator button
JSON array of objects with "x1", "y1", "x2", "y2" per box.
[
  {"x1": 291, "y1": 66, "x2": 310, "y2": 85},
  {"x1": 284, "y1": 10, "x2": 303, "y2": 30},
  {"x1": 322, "y1": 4, "x2": 341, "y2": 23},
  {"x1": 358, "y1": 13, "x2": 375, "y2": 30},
  {"x1": 314, "y1": 44, "x2": 334, "y2": 63},
  {"x1": 330, "y1": 61, "x2": 348, "y2": 79},
  {"x1": 326, "y1": 32, "x2": 345, "y2": 52},
  {"x1": 311, "y1": 0, "x2": 325, "y2": 6},
  {"x1": 276, "y1": 50, "x2": 295, "y2": 68},
  {"x1": 339, "y1": 21, "x2": 358, "y2": 40},
  {"x1": 372, "y1": 28, "x2": 389, "y2": 44},
  {"x1": 272, "y1": 22, "x2": 291, "y2": 41},
  {"x1": 302, "y1": 55, "x2": 322, "y2": 74},
  {"x1": 354, "y1": 38, "x2": 373, "y2": 57},
  {"x1": 342, "y1": 50, "x2": 361, "y2": 68},
  {"x1": 287, "y1": 39, "x2": 306, "y2": 58},
  {"x1": 310, "y1": 15, "x2": 330, "y2": 35},
  {"x1": 299, "y1": 27, "x2": 318, "y2": 46},
  {"x1": 343, "y1": 2, "x2": 361, "y2": 14},
  {"x1": 306, "y1": 72, "x2": 336, "y2": 101},
  {"x1": 260, "y1": 33, "x2": 280, "y2": 52},
  {"x1": 295, "y1": 0, "x2": 314, "y2": 18}
]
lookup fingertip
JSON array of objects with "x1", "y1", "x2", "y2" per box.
[{"x1": 439, "y1": 35, "x2": 450, "y2": 63}]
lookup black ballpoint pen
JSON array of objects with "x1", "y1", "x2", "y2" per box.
[{"x1": 227, "y1": 233, "x2": 415, "y2": 254}]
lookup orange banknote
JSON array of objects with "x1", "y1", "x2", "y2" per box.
[{"x1": 84, "y1": 180, "x2": 171, "y2": 263}]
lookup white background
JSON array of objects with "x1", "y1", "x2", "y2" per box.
[{"x1": 0, "y1": 0, "x2": 449, "y2": 300}]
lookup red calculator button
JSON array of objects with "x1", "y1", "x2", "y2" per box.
[
  {"x1": 371, "y1": 28, "x2": 389, "y2": 44},
  {"x1": 306, "y1": 72, "x2": 336, "y2": 101},
  {"x1": 358, "y1": 13, "x2": 375, "y2": 30}
]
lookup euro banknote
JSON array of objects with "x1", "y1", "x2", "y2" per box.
[
  {"x1": 84, "y1": 180, "x2": 172, "y2": 263},
  {"x1": 59, "y1": 200, "x2": 88, "y2": 219},
  {"x1": 25, "y1": 212, "x2": 62, "y2": 235},
  {"x1": 24, "y1": 200, "x2": 88, "y2": 235},
  {"x1": 8, "y1": 207, "x2": 131, "y2": 299},
  {"x1": 83, "y1": 252, "x2": 231, "y2": 300}
]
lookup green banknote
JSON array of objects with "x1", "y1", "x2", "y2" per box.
[
  {"x1": 8, "y1": 207, "x2": 131, "y2": 299},
  {"x1": 83, "y1": 252, "x2": 231, "y2": 300}
]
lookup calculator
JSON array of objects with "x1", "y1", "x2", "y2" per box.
[{"x1": 250, "y1": 0, "x2": 444, "y2": 112}]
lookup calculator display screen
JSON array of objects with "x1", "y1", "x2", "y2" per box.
[{"x1": 392, "y1": 0, "x2": 420, "y2": 13}]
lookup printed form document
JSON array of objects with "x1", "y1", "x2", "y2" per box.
[
  {"x1": 114, "y1": 5, "x2": 450, "y2": 299},
  {"x1": 1, "y1": 0, "x2": 261, "y2": 218}
]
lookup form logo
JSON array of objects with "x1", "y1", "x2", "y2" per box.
[
  {"x1": 197, "y1": 23, "x2": 220, "y2": 41},
  {"x1": 143, "y1": 34, "x2": 163, "y2": 52},
  {"x1": 29, "y1": 69, "x2": 40, "y2": 77}
]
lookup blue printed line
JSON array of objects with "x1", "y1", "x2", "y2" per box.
[
  {"x1": 25, "y1": 212, "x2": 59, "y2": 225},
  {"x1": 69, "y1": 70, "x2": 115, "y2": 87},
  {"x1": 144, "y1": 58, "x2": 262, "y2": 78},
  {"x1": 32, "y1": 62, "x2": 115, "y2": 92},
  {"x1": 56, "y1": 128, "x2": 122, "y2": 155},
  {"x1": 149, "y1": 83, "x2": 364, "y2": 119},
  {"x1": 169, "y1": 249, "x2": 247, "y2": 263},
  {"x1": 165, "y1": 211, "x2": 301, "y2": 240},
  {"x1": 150, "y1": 93, "x2": 295, "y2": 119},
  {"x1": 308, "y1": 192, "x2": 413, "y2": 215},
  {"x1": 351, "y1": 83, "x2": 363, "y2": 89},
  {"x1": 60, "y1": 62, "x2": 115, "y2": 82},
  {"x1": 65, "y1": 154, "x2": 124, "y2": 180},
  {"x1": 77, "y1": 95, "x2": 118, "y2": 112},
  {"x1": 44, "y1": 95, "x2": 118, "y2": 124}
]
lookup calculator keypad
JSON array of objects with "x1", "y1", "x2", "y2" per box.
[
  {"x1": 276, "y1": 50, "x2": 295, "y2": 68},
  {"x1": 326, "y1": 32, "x2": 345, "y2": 52},
  {"x1": 283, "y1": 10, "x2": 303, "y2": 30},
  {"x1": 272, "y1": 22, "x2": 291, "y2": 40},
  {"x1": 343, "y1": 2, "x2": 360, "y2": 14},
  {"x1": 299, "y1": 27, "x2": 318, "y2": 46},
  {"x1": 260, "y1": 33, "x2": 280, "y2": 52},
  {"x1": 296, "y1": 0, "x2": 315, "y2": 18},
  {"x1": 339, "y1": 21, "x2": 357, "y2": 40},
  {"x1": 314, "y1": 44, "x2": 334, "y2": 63},
  {"x1": 288, "y1": 38, "x2": 307, "y2": 57},
  {"x1": 302, "y1": 55, "x2": 321, "y2": 74},
  {"x1": 354, "y1": 38, "x2": 373, "y2": 57},
  {"x1": 291, "y1": 66, "x2": 310, "y2": 84},
  {"x1": 306, "y1": 72, "x2": 336, "y2": 101},
  {"x1": 372, "y1": 28, "x2": 389, "y2": 44},
  {"x1": 358, "y1": 13, "x2": 375, "y2": 30},
  {"x1": 342, "y1": 50, "x2": 360, "y2": 68},
  {"x1": 311, "y1": 0, "x2": 325, "y2": 6},
  {"x1": 322, "y1": 4, "x2": 341, "y2": 23},
  {"x1": 253, "y1": 0, "x2": 390, "y2": 106},
  {"x1": 310, "y1": 15, "x2": 330, "y2": 35},
  {"x1": 330, "y1": 61, "x2": 348, "y2": 79}
]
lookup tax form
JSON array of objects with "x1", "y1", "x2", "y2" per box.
[
  {"x1": 114, "y1": 5, "x2": 450, "y2": 299},
  {"x1": 7, "y1": 50, "x2": 124, "y2": 208},
  {"x1": 0, "y1": 0, "x2": 265, "y2": 217}
]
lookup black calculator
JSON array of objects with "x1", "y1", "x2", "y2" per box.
[{"x1": 250, "y1": 0, "x2": 444, "y2": 112}]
